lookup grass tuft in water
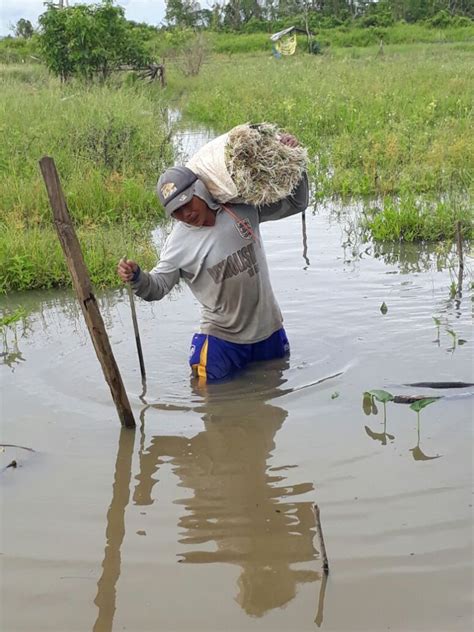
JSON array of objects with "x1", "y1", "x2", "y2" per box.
[{"x1": 363, "y1": 196, "x2": 472, "y2": 242}]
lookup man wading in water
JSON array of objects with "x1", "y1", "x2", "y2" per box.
[{"x1": 117, "y1": 134, "x2": 309, "y2": 382}]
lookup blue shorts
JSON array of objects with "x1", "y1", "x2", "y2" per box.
[{"x1": 189, "y1": 328, "x2": 290, "y2": 382}]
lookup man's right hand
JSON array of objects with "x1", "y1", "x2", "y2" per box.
[{"x1": 117, "y1": 258, "x2": 138, "y2": 283}]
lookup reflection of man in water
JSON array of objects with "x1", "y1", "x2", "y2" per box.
[{"x1": 134, "y1": 363, "x2": 319, "y2": 616}]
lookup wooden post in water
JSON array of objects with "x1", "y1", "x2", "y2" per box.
[
  {"x1": 39, "y1": 156, "x2": 136, "y2": 428},
  {"x1": 313, "y1": 504, "x2": 329, "y2": 574}
]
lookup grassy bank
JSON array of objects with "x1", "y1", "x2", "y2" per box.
[
  {"x1": 0, "y1": 64, "x2": 172, "y2": 292},
  {"x1": 208, "y1": 22, "x2": 474, "y2": 54},
  {"x1": 2, "y1": 39, "x2": 473, "y2": 295},
  {"x1": 172, "y1": 41, "x2": 473, "y2": 240},
  {"x1": 176, "y1": 43, "x2": 473, "y2": 197}
]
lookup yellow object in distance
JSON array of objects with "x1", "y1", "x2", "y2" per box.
[{"x1": 275, "y1": 33, "x2": 297, "y2": 56}]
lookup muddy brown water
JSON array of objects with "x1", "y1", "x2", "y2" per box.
[{"x1": 1, "y1": 129, "x2": 473, "y2": 631}]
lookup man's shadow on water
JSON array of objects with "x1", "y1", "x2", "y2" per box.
[{"x1": 93, "y1": 360, "x2": 328, "y2": 630}]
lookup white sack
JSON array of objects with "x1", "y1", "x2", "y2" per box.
[{"x1": 186, "y1": 132, "x2": 238, "y2": 203}]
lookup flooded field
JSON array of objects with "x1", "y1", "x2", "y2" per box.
[{"x1": 1, "y1": 126, "x2": 473, "y2": 632}]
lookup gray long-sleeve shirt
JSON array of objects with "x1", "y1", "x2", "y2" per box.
[{"x1": 132, "y1": 174, "x2": 309, "y2": 343}]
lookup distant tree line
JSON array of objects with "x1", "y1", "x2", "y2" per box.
[{"x1": 165, "y1": 0, "x2": 473, "y2": 30}]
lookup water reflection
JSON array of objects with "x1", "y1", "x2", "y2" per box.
[
  {"x1": 93, "y1": 428, "x2": 135, "y2": 632},
  {"x1": 373, "y1": 241, "x2": 454, "y2": 274},
  {"x1": 410, "y1": 417, "x2": 441, "y2": 462},
  {"x1": 1, "y1": 310, "x2": 30, "y2": 370},
  {"x1": 0, "y1": 346, "x2": 25, "y2": 370},
  {"x1": 135, "y1": 362, "x2": 322, "y2": 618}
]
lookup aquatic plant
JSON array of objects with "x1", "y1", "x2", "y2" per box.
[
  {"x1": 368, "y1": 389, "x2": 394, "y2": 423},
  {"x1": 0, "y1": 306, "x2": 27, "y2": 370},
  {"x1": 409, "y1": 397, "x2": 439, "y2": 423},
  {"x1": 0, "y1": 306, "x2": 26, "y2": 330},
  {"x1": 433, "y1": 316, "x2": 441, "y2": 345},
  {"x1": 446, "y1": 328, "x2": 457, "y2": 354},
  {"x1": 409, "y1": 398, "x2": 441, "y2": 461},
  {"x1": 363, "y1": 196, "x2": 472, "y2": 242},
  {"x1": 363, "y1": 389, "x2": 395, "y2": 444}
]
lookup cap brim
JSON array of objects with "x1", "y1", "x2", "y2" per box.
[{"x1": 164, "y1": 183, "x2": 196, "y2": 217}]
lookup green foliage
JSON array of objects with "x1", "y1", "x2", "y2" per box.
[
  {"x1": 0, "y1": 67, "x2": 173, "y2": 291},
  {"x1": 308, "y1": 40, "x2": 323, "y2": 55},
  {"x1": 176, "y1": 43, "x2": 473, "y2": 202},
  {"x1": 0, "y1": 306, "x2": 26, "y2": 329},
  {"x1": 364, "y1": 197, "x2": 473, "y2": 242},
  {"x1": 14, "y1": 19, "x2": 35, "y2": 39},
  {"x1": 0, "y1": 224, "x2": 159, "y2": 292},
  {"x1": 208, "y1": 31, "x2": 270, "y2": 54},
  {"x1": 38, "y1": 2, "x2": 153, "y2": 81},
  {"x1": 165, "y1": 0, "x2": 201, "y2": 28},
  {"x1": 356, "y1": 1, "x2": 395, "y2": 28},
  {"x1": 409, "y1": 397, "x2": 439, "y2": 413},
  {"x1": 173, "y1": 0, "x2": 474, "y2": 33},
  {"x1": 0, "y1": 35, "x2": 40, "y2": 64},
  {"x1": 368, "y1": 390, "x2": 394, "y2": 403}
]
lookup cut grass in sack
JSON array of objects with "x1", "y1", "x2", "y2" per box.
[{"x1": 186, "y1": 123, "x2": 307, "y2": 206}]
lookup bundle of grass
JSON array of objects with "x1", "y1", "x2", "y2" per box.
[{"x1": 187, "y1": 122, "x2": 307, "y2": 206}]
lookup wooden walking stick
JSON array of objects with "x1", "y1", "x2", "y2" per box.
[
  {"x1": 121, "y1": 257, "x2": 146, "y2": 381},
  {"x1": 39, "y1": 156, "x2": 135, "y2": 428}
]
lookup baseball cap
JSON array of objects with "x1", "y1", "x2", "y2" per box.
[{"x1": 157, "y1": 166, "x2": 219, "y2": 217}]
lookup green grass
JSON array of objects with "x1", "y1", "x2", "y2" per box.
[
  {"x1": 362, "y1": 196, "x2": 472, "y2": 242},
  {"x1": 0, "y1": 223, "x2": 159, "y2": 293},
  {"x1": 206, "y1": 22, "x2": 474, "y2": 55},
  {"x1": 2, "y1": 35, "x2": 473, "y2": 294},
  {"x1": 175, "y1": 43, "x2": 473, "y2": 199},
  {"x1": 170, "y1": 42, "x2": 473, "y2": 241},
  {"x1": 0, "y1": 65, "x2": 173, "y2": 292}
]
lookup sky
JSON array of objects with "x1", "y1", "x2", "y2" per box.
[{"x1": 0, "y1": 1, "x2": 169, "y2": 37}]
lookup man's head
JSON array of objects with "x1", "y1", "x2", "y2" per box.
[{"x1": 157, "y1": 166, "x2": 219, "y2": 227}]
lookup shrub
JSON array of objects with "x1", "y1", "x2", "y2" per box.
[
  {"x1": 309, "y1": 40, "x2": 323, "y2": 55},
  {"x1": 427, "y1": 10, "x2": 454, "y2": 29},
  {"x1": 38, "y1": 2, "x2": 153, "y2": 81}
]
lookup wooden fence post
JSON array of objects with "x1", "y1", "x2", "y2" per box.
[{"x1": 39, "y1": 156, "x2": 136, "y2": 428}]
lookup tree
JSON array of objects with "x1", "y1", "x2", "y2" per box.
[
  {"x1": 14, "y1": 18, "x2": 34, "y2": 38},
  {"x1": 165, "y1": 0, "x2": 201, "y2": 27},
  {"x1": 39, "y1": 2, "x2": 153, "y2": 82}
]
